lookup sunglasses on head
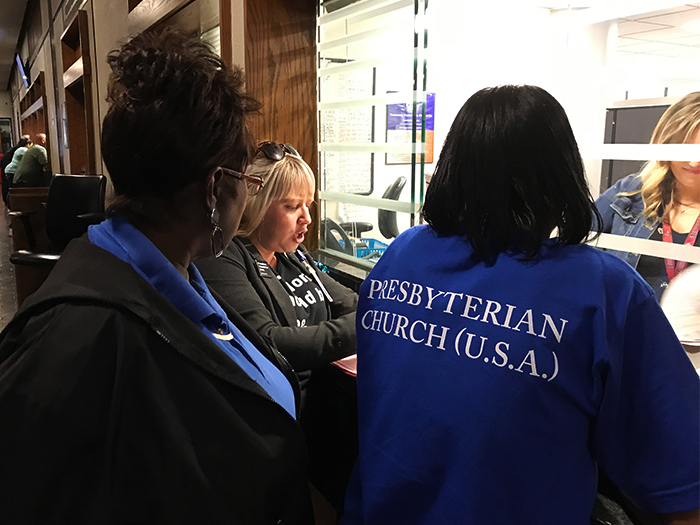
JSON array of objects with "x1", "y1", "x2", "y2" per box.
[
  {"x1": 256, "y1": 141, "x2": 301, "y2": 161},
  {"x1": 219, "y1": 167, "x2": 265, "y2": 196}
]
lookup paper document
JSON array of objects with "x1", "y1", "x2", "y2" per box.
[
  {"x1": 661, "y1": 264, "x2": 700, "y2": 375},
  {"x1": 661, "y1": 264, "x2": 700, "y2": 347},
  {"x1": 331, "y1": 354, "x2": 357, "y2": 376}
]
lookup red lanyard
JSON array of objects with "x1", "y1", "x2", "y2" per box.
[{"x1": 662, "y1": 212, "x2": 700, "y2": 281}]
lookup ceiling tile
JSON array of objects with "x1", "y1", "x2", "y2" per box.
[
  {"x1": 666, "y1": 34, "x2": 700, "y2": 46},
  {"x1": 620, "y1": 26, "x2": 700, "y2": 43},
  {"x1": 634, "y1": 5, "x2": 700, "y2": 24},
  {"x1": 645, "y1": 45, "x2": 700, "y2": 57},
  {"x1": 619, "y1": 43, "x2": 700, "y2": 58},
  {"x1": 618, "y1": 39, "x2": 674, "y2": 52},
  {"x1": 618, "y1": 20, "x2": 671, "y2": 37},
  {"x1": 616, "y1": 5, "x2": 700, "y2": 60}
]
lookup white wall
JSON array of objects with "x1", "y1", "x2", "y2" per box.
[
  {"x1": 428, "y1": 1, "x2": 555, "y2": 162},
  {"x1": 425, "y1": 2, "x2": 623, "y2": 200},
  {"x1": 550, "y1": 14, "x2": 614, "y2": 197}
]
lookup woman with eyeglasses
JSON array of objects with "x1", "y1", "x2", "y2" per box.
[
  {"x1": 0, "y1": 30, "x2": 310, "y2": 524},
  {"x1": 198, "y1": 141, "x2": 359, "y2": 516}
]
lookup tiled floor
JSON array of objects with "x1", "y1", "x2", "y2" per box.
[{"x1": 0, "y1": 208, "x2": 18, "y2": 331}]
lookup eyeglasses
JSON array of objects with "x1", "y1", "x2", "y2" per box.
[
  {"x1": 256, "y1": 141, "x2": 301, "y2": 162},
  {"x1": 219, "y1": 167, "x2": 265, "y2": 196}
]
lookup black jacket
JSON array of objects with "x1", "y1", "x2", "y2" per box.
[
  {"x1": 0, "y1": 236, "x2": 307, "y2": 524},
  {"x1": 198, "y1": 238, "x2": 360, "y2": 513},
  {"x1": 196, "y1": 238, "x2": 357, "y2": 373}
]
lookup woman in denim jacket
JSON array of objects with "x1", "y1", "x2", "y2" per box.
[{"x1": 595, "y1": 92, "x2": 700, "y2": 299}]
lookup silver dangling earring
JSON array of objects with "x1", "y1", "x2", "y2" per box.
[{"x1": 209, "y1": 208, "x2": 225, "y2": 258}]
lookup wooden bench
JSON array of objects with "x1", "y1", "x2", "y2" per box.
[{"x1": 8, "y1": 186, "x2": 51, "y2": 306}]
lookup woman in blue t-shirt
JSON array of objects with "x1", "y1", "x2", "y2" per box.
[{"x1": 341, "y1": 85, "x2": 699, "y2": 525}]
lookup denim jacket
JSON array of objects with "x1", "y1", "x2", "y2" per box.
[{"x1": 594, "y1": 173, "x2": 659, "y2": 269}]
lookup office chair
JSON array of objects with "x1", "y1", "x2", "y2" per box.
[
  {"x1": 377, "y1": 176, "x2": 406, "y2": 239},
  {"x1": 321, "y1": 218, "x2": 354, "y2": 256},
  {"x1": 10, "y1": 174, "x2": 106, "y2": 268},
  {"x1": 338, "y1": 176, "x2": 407, "y2": 242}
]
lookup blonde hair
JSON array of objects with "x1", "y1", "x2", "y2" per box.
[
  {"x1": 236, "y1": 151, "x2": 315, "y2": 237},
  {"x1": 629, "y1": 92, "x2": 700, "y2": 223}
]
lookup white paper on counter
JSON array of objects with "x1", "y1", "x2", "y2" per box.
[{"x1": 661, "y1": 264, "x2": 700, "y2": 348}]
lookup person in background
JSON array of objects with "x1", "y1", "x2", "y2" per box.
[
  {"x1": 595, "y1": 92, "x2": 700, "y2": 300},
  {"x1": 197, "y1": 142, "x2": 358, "y2": 517},
  {"x1": 0, "y1": 129, "x2": 11, "y2": 153},
  {"x1": 4, "y1": 137, "x2": 31, "y2": 185},
  {"x1": 0, "y1": 29, "x2": 309, "y2": 524},
  {"x1": 1, "y1": 134, "x2": 30, "y2": 205},
  {"x1": 342, "y1": 85, "x2": 699, "y2": 525},
  {"x1": 13, "y1": 132, "x2": 49, "y2": 187}
]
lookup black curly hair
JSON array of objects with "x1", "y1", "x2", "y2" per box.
[{"x1": 101, "y1": 28, "x2": 260, "y2": 205}]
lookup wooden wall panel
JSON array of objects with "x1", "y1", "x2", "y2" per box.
[
  {"x1": 244, "y1": 0, "x2": 319, "y2": 249},
  {"x1": 27, "y1": 0, "x2": 44, "y2": 60},
  {"x1": 61, "y1": 10, "x2": 97, "y2": 174},
  {"x1": 65, "y1": 83, "x2": 89, "y2": 174},
  {"x1": 219, "y1": 0, "x2": 232, "y2": 66}
]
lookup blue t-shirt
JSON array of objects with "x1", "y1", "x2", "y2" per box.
[
  {"x1": 88, "y1": 216, "x2": 296, "y2": 419},
  {"x1": 342, "y1": 225, "x2": 699, "y2": 525}
]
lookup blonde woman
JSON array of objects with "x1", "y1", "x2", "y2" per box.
[
  {"x1": 197, "y1": 141, "x2": 358, "y2": 515},
  {"x1": 198, "y1": 141, "x2": 357, "y2": 372},
  {"x1": 596, "y1": 91, "x2": 700, "y2": 299}
]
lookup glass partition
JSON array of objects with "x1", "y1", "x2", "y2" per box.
[
  {"x1": 317, "y1": 0, "x2": 429, "y2": 269},
  {"x1": 549, "y1": 2, "x2": 700, "y2": 305},
  {"x1": 316, "y1": 2, "x2": 700, "y2": 341}
]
